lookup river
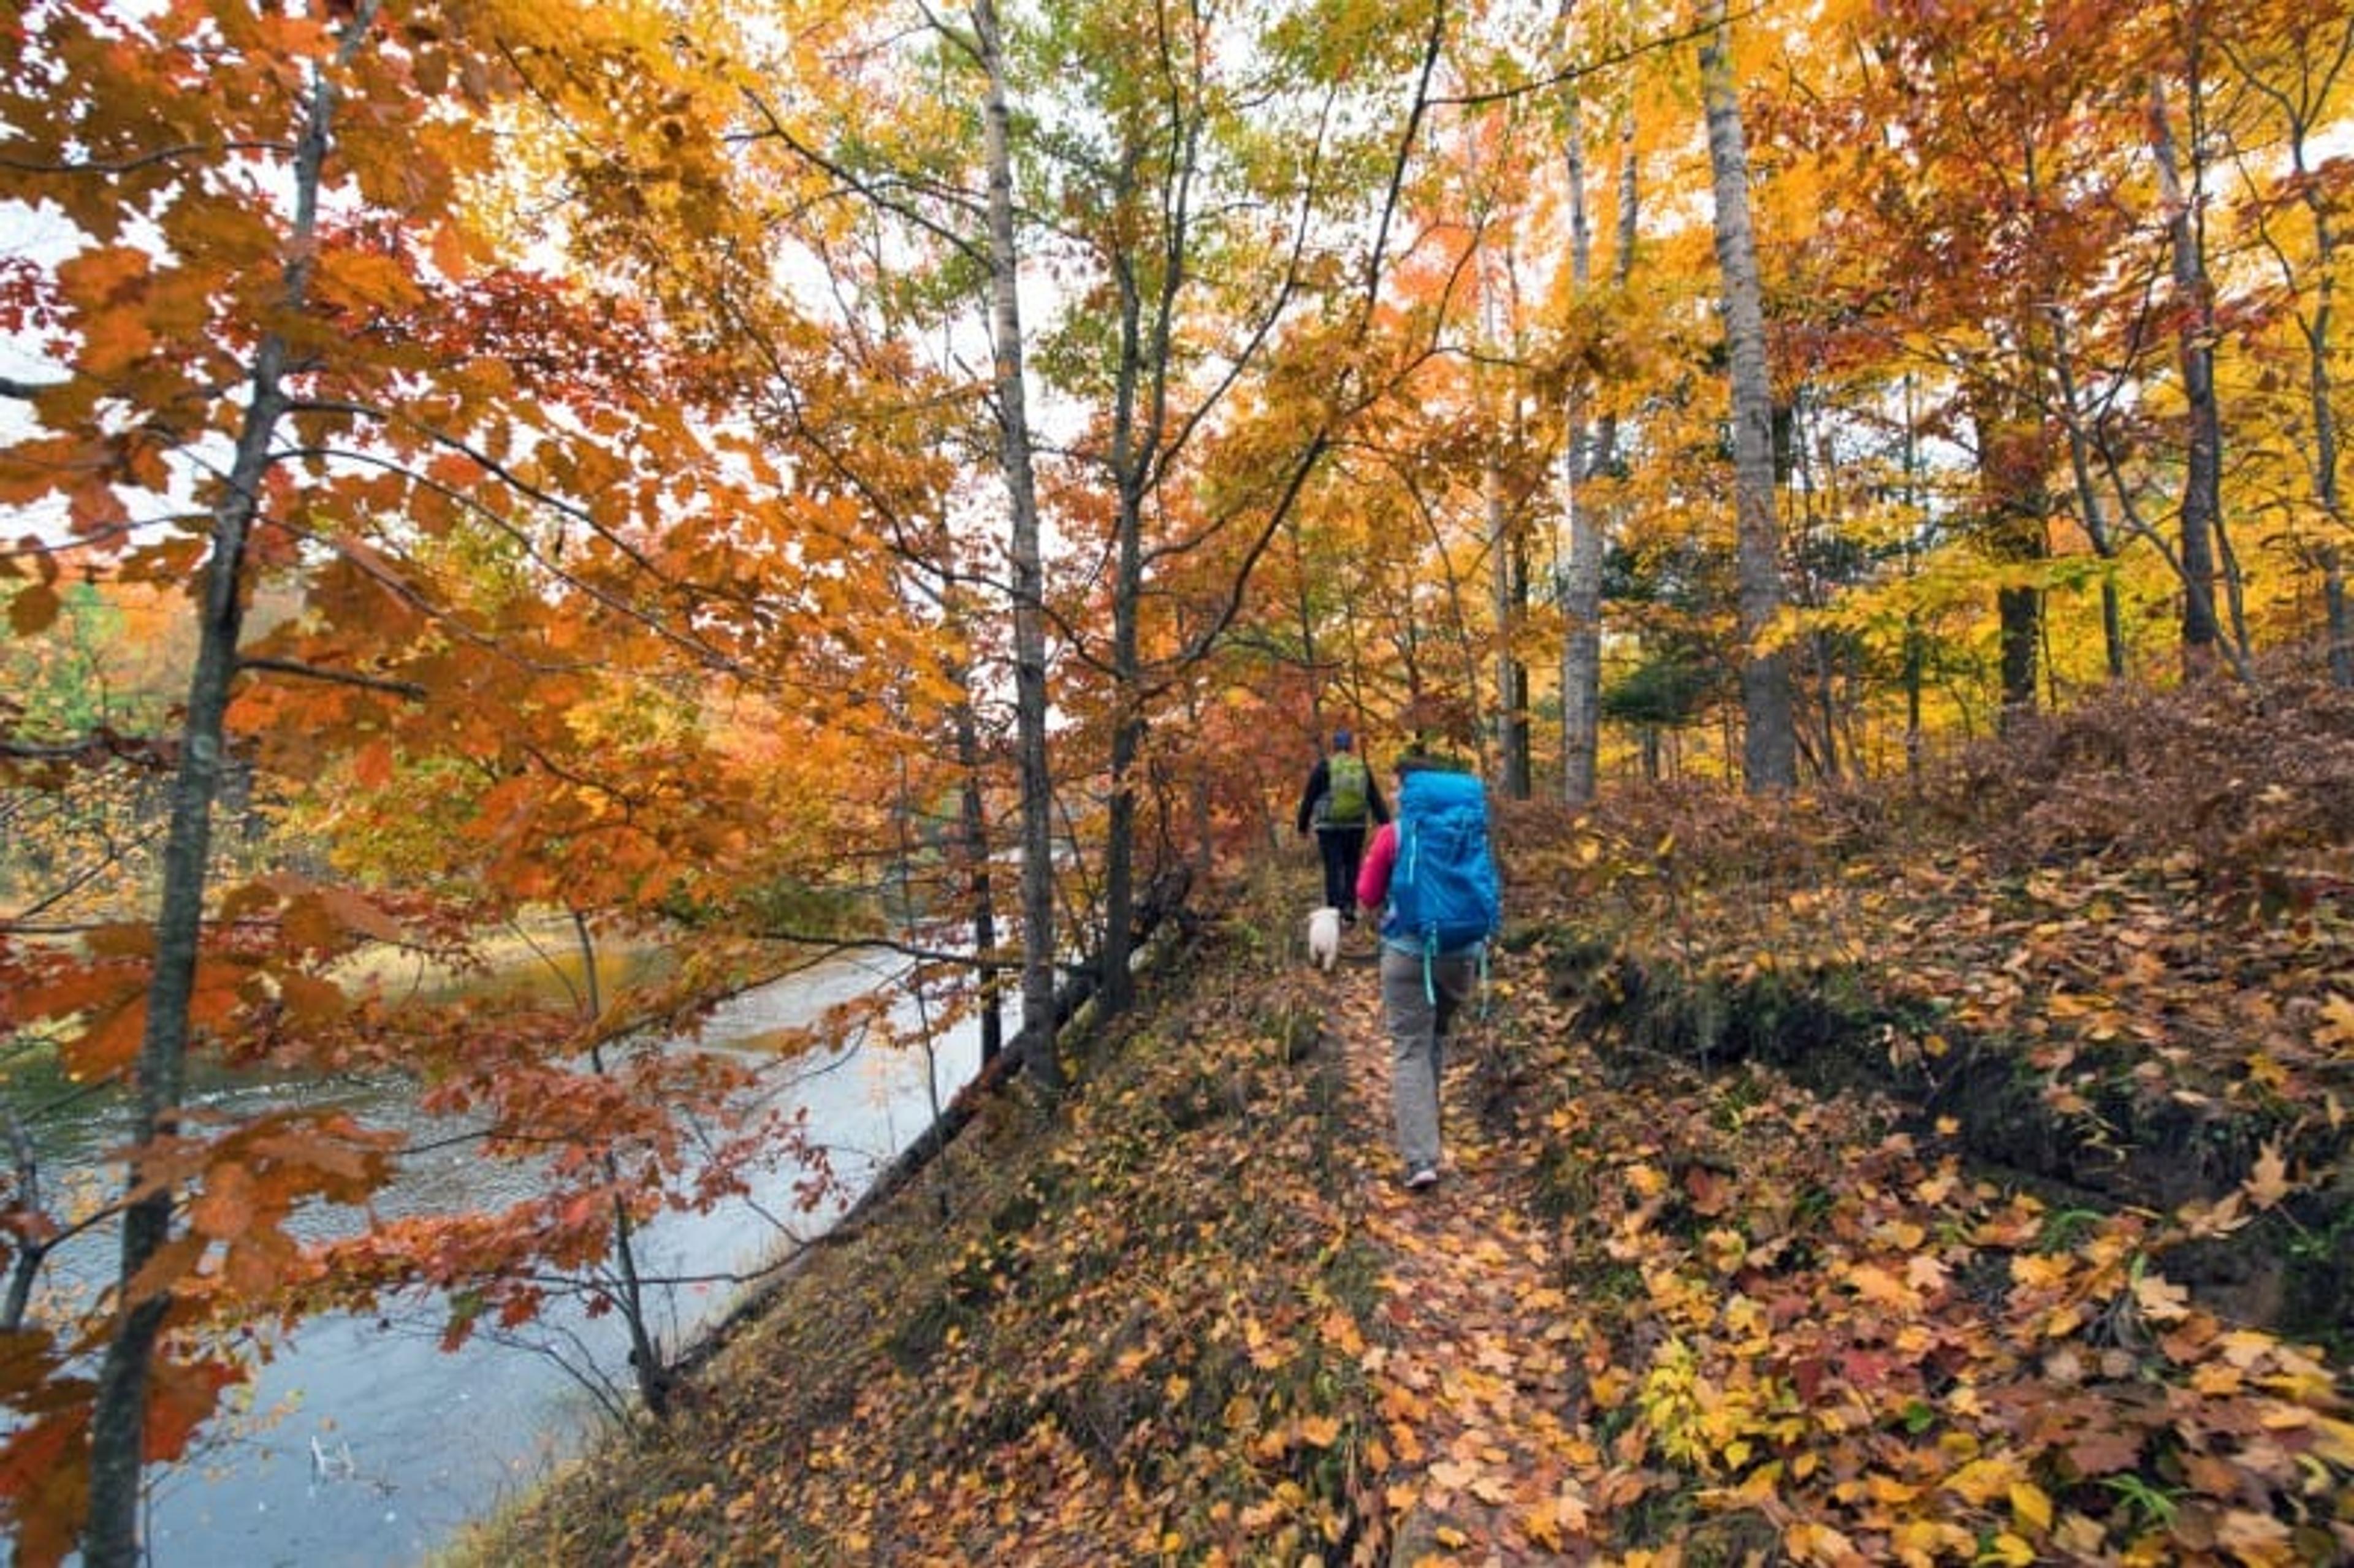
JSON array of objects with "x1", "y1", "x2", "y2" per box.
[{"x1": 9, "y1": 945, "x2": 981, "y2": 1567}]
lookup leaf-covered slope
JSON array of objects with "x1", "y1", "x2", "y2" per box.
[
  {"x1": 467, "y1": 900, "x2": 1404, "y2": 1564},
  {"x1": 467, "y1": 671, "x2": 2353, "y2": 1567}
]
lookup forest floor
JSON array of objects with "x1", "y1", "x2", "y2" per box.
[{"x1": 459, "y1": 664, "x2": 2354, "y2": 1567}]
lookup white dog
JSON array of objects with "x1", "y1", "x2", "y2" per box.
[{"x1": 1307, "y1": 906, "x2": 1342, "y2": 972}]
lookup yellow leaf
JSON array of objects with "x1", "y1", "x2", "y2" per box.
[
  {"x1": 2314, "y1": 992, "x2": 2354, "y2": 1051},
  {"x1": 2312, "y1": 1416, "x2": 2354, "y2": 1466},
  {"x1": 1894, "y1": 1520, "x2": 1975, "y2": 1559},
  {"x1": 1786, "y1": 1520, "x2": 1862, "y2": 1562},
  {"x1": 2191, "y1": 1361, "x2": 2244, "y2": 1396},
  {"x1": 2244, "y1": 1140, "x2": 2292, "y2": 1209},
  {"x1": 1298, "y1": 1415, "x2": 1341, "y2": 1448},
  {"x1": 1984, "y1": 1532, "x2": 2036, "y2": 1566},
  {"x1": 1867, "y1": 1472, "x2": 1921, "y2": 1505},
  {"x1": 1846, "y1": 1263, "x2": 1919, "y2": 1311},
  {"x1": 2010, "y1": 1480, "x2": 2053, "y2": 1532},
  {"x1": 1945, "y1": 1455, "x2": 2022, "y2": 1505},
  {"x1": 2011, "y1": 1254, "x2": 2075, "y2": 1292}
]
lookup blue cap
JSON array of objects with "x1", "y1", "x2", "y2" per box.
[{"x1": 1333, "y1": 728, "x2": 1353, "y2": 750}]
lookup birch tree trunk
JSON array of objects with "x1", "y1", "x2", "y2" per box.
[
  {"x1": 1558, "y1": 99, "x2": 1636, "y2": 807},
  {"x1": 974, "y1": 0, "x2": 1061, "y2": 1090},
  {"x1": 1558, "y1": 93, "x2": 1602, "y2": 806},
  {"x1": 1699, "y1": 0, "x2": 1795, "y2": 791}
]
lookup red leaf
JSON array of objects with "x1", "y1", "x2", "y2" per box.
[{"x1": 142, "y1": 1354, "x2": 240, "y2": 1466}]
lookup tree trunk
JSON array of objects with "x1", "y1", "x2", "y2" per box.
[
  {"x1": 951, "y1": 686, "x2": 1003, "y2": 1068},
  {"x1": 572, "y1": 912, "x2": 671, "y2": 1421},
  {"x1": 1096, "y1": 118, "x2": 1173, "y2": 1022},
  {"x1": 2149, "y1": 77, "x2": 2225, "y2": 680},
  {"x1": 1699, "y1": 0, "x2": 1794, "y2": 792},
  {"x1": 83, "y1": 437, "x2": 263, "y2": 1566},
  {"x1": 2328, "y1": 545, "x2": 2353, "y2": 688},
  {"x1": 2252, "y1": 57, "x2": 2352, "y2": 685},
  {"x1": 1487, "y1": 465, "x2": 1529, "y2": 797},
  {"x1": 2046, "y1": 313, "x2": 2129, "y2": 680},
  {"x1": 1558, "y1": 101, "x2": 1633, "y2": 808},
  {"x1": 974, "y1": 0, "x2": 1061, "y2": 1092},
  {"x1": 1184, "y1": 683, "x2": 1216, "y2": 889},
  {"x1": 80, "y1": 17, "x2": 367, "y2": 1554},
  {"x1": 1558, "y1": 94, "x2": 1597, "y2": 807}
]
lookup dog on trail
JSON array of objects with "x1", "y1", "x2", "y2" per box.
[{"x1": 1307, "y1": 906, "x2": 1341, "y2": 972}]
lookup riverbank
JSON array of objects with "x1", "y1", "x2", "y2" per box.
[{"x1": 326, "y1": 911, "x2": 677, "y2": 1007}]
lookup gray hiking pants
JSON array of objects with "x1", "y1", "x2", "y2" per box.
[{"x1": 1379, "y1": 942, "x2": 1481, "y2": 1174}]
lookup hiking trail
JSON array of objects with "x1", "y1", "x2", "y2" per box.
[{"x1": 1327, "y1": 936, "x2": 1603, "y2": 1566}]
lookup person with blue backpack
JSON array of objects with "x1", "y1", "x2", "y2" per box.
[
  {"x1": 1295, "y1": 728, "x2": 1388, "y2": 925},
  {"x1": 1353, "y1": 754, "x2": 1501, "y2": 1190}
]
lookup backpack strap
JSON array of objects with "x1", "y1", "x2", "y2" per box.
[{"x1": 1423, "y1": 935, "x2": 1492, "y2": 1013}]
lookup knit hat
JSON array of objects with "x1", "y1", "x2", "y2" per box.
[{"x1": 1333, "y1": 728, "x2": 1353, "y2": 750}]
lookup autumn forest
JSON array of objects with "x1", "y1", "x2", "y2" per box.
[{"x1": 2, "y1": 0, "x2": 2352, "y2": 1563}]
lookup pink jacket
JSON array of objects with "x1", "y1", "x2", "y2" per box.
[{"x1": 1355, "y1": 821, "x2": 1399, "y2": 914}]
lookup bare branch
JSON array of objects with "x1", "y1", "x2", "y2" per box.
[
  {"x1": 235, "y1": 655, "x2": 429, "y2": 701},
  {"x1": 0, "y1": 140, "x2": 298, "y2": 177}
]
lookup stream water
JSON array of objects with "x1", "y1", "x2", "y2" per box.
[{"x1": 9, "y1": 945, "x2": 980, "y2": 1567}]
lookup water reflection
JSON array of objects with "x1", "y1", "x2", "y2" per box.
[{"x1": 7, "y1": 945, "x2": 979, "y2": 1567}]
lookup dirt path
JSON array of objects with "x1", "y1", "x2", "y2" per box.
[{"x1": 1327, "y1": 942, "x2": 1603, "y2": 1566}]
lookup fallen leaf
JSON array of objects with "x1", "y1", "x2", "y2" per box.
[{"x1": 2244, "y1": 1140, "x2": 2291, "y2": 1209}]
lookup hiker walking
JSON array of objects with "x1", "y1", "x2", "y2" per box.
[
  {"x1": 1295, "y1": 727, "x2": 1387, "y2": 925},
  {"x1": 1354, "y1": 755, "x2": 1499, "y2": 1190}
]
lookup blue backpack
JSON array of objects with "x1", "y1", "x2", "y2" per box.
[{"x1": 1384, "y1": 768, "x2": 1499, "y2": 956}]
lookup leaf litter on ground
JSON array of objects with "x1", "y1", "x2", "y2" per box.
[{"x1": 465, "y1": 671, "x2": 2354, "y2": 1567}]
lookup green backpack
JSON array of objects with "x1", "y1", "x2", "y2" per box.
[{"x1": 1324, "y1": 752, "x2": 1369, "y2": 825}]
